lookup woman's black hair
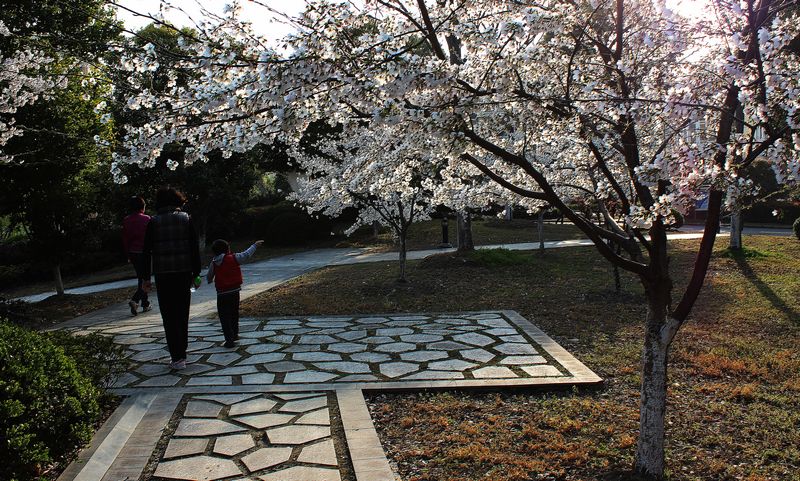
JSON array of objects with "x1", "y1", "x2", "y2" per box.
[{"x1": 154, "y1": 187, "x2": 187, "y2": 210}]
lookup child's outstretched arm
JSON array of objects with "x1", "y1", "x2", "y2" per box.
[
  {"x1": 206, "y1": 261, "x2": 216, "y2": 284},
  {"x1": 234, "y1": 240, "x2": 264, "y2": 264}
]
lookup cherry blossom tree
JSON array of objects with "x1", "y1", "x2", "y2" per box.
[{"x1": 115, "y1": 1, "x2": 799, "y2": 478}]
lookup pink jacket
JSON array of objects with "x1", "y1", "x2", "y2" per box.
[{"x1": 122, "y1": 212, "x2": 151, "y2": 255}]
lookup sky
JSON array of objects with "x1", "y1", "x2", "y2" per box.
[{"x1": 114, "y1": 0, "x2": 306, "y2": 44}]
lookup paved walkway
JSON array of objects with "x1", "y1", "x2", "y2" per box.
[{"x1": 23, "y1": 223, "x2": 792, "y2": 304}]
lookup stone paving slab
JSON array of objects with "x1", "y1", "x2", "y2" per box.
[{"x1": 90, "y1": 311, "x2": 599, "y2": 391}]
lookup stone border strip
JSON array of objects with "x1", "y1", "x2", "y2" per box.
[
  {"x1": 99, "y1": 392, "x2": 182, "y2": 481},
  {"x1": 337, "y1": 389, "x2": 397, "y2": 481}
]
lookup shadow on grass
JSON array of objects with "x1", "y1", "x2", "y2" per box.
[{"x1": 732, "y1": 252, "x2": 799, "y2": 324}]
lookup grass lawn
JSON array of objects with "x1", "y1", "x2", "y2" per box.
[{"x1": 240, "y1": 235, "x2": 800, "y2": 481}]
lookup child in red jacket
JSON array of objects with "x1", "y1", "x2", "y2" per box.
[{"x1": 207, "y1": 239, "x2": 263, "y2": 348}]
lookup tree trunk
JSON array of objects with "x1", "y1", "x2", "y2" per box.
[
  {"x1": 729, "y1": 210, "x2": 742, "y2": 250},
  {"x1": 504, "y1": 205, "x2": 513, "y2": 221},
  {"x1": 372, "y1": 220, "x2": 381, "y2": 240},
  {"x1": 635, "y1": 289, "x2": 672, "y2": 480},
  {"x1": 537, "y1": 210, "x2": 545, "y2": 253},
  {"x1": 53, "y1": 263, "x2": 65, "y2": 296},
  {"x1": 398, "y1": 232, "x2": 407, "y2": 283},
  {"x1": 457, "y1": 211, "x2": 474, "y2": 252}
]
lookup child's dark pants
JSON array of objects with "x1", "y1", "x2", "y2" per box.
[{"x1": 217, "y1": 291, "x2": 240, "y2": 343}]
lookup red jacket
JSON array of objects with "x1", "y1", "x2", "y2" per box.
[
  {"x1": 122, "y1": 212, "x2": 150, "y2": 254},
  {"x1": 213, "y1": 253, "x2": 243, "y2": 293}
]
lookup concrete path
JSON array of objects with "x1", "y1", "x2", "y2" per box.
[{"x1": 21, "y1": 224, "x2": 792, "y2": 304}]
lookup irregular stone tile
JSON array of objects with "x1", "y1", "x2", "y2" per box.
[
  {"x1": 485, "y1": 327, "x2": 519, "y2": 336},
  {"x1": 349, "y1": 352, "x2": 390, "y2": 363},
  {"x1": 266, "y1": 425, "x2": 330, "y2": 444},
  {"x1": 228, "y1": 398, "x2": 278, "y2": 416},
  {"x1": 194, "y1": 394, "x2": 259, "y2": 405},
  {"x1": 427, "y1": 341, "x2": 470, "y2": 351},
  {"x1": 494, "y1": 343, "x2": 538, "y2": 355},
  {"x1": 246, "y1": 344, "x2": 284, "y2": 354},
  {"x1": 163, "y1": 438, "x2": 208, "y2": 459},
  {"x1": 282, "y1": 327, "x2": 318, "y2": 335},
  {"x1": 239, "y1": 330, "x2": 277, "y2": 338},
  {"x1": 213, "y1": 434, "x2": 254, "y2": 456},
  {"x1": 477, "y1": 318, "x2": 513, "y2": 327},
  {"x1": 380, "y1": 362, "x2": 420, "y2": 378},
  {"x1": 279, "y1": 396, "x2": 328, "y2": 413},
  {"x1": 354, "y1": 316, "x2": 390, "y2": 323},
  {"x1": 268, "y1": 335, "x2": 295, "y2": 343},
  {"x1": 452, "y1": 325, "x2": 484, "y2": 332},
  {"x1": 436, "y1": 318, "x2": 471, "y2": 325},
  {"x1": 259, "y1": 466, "x2": 341, "y2": 481},
  {"x1": 235, "y1": 413, "x2": 294, "y2": 429},
  {"x1": 207, "y1": 352, "x2": 241, "y2": 366},
  {"x1": 237, "y1": 338, "x2": 259, "y2": 346},
  {"x1": 400, "y1": 334, "x2": 444, "y2": 343},
  {"x1": 185, "y1": 400, "x2": 223, "y2": 418},
  {"x1": 313, "y1": 361, "x2": 371, "y2": 374},
  {"x1": 360, "y1": 336, "x2": 395, "y2": 345},
  {"x1": 336, "y1": 374, "x2": 378, "y2": 382},
  {"x1": 296, "y1": 409, "x2": 331, "y2": 425},
  {"x1": 469, "y1": 313, "x2": 504, "y2": 320},
  {"x1": 237, "y1": 353, "x2": 286, "y2": 365},
  {"x1": 114, "y1": 336, "x2": 151, "y2": 345},
  {"x1": 174, "y1": 419, "x2": 246, "y2": 437},
  {"x1": 336, "y1": 330, "x2": 367, "y2": 341},
  {"x1": 521, "y1": 365, "x2": 564, "y2": 377},
  {"x1": 472, "y1": 366, "x2": 518, "y2": 379},
  {"x1": 292, "y1": 352, "x2": 342, "y2": 362},
  {"x1": 202, "y1": 366, "x2": 258, "y2": 376},
  {"x1": 298, "y1": 335, "x2": 338, "y2": 344},
  {"x1": 375, "y1": 327, "x2": 414, "y2": 336},
  {"x1": 499, "y1": 335, "x2": 528, "y2": 343},
  {"x1": 400, "y1": 350, "x2": 448, "y2": 362},
  {"x1": 403, "y1": 371, "x2": 464, "y2": 380},
  {"x1": 241, "y1": 373, "x2": 276, "y2": 385},
  {"x1": 460, "y1": 348, "x2": 495, "y2": 363},
  {"x1": 129, "y1": 342, "x2": 165, "y2": 351},
  {"x1": 284, "y1": 371, "x2": 338, "y2": 384},
  {"x1": 154, "y1": 455, "x2": 240, "y2": 480},
  {"x1": 138, "y1": 375, "x2": 181, "y2": 387},
  {"x1": 327, "y1": 343, "x2": 367, "y2": 354},
  {"x1": 274, "y1": 393, "x2": 320, "y2": 400},
  {"x1": 263, "y1": 361, "x2": 305, "y2": 372},
  {"x1": 242, "y1": 447, "x2": 293, "y2": 471},
  {"x1": 130, "y1": 349, "x2": 169, "y2": 362},
  {"x1": 264, "y1": 319, "x2": 302, "y2": 326},
  {"x1": 306, "y1": 321, "x2": 352, "y2": 328},
  {"x1": 111, "y1": 373, "x2": 138, "y2": 388},
  {"x1": 180, "y1": 363, "x2": 215, "y2": 376},
  {"x1": 428, "y1": 359, "x2": 477, "y2": 371},
  {"x1": 186, "y1": 341, "x2": 215, "y2": 352},
  {"x1": 452, "y1": 333, "x2": 495, "y2": 347},
  {"x1": 186, "y1": 376, "x2": 232, "y2": 386},
  {"x1": 374, "y1": 342, "x2": 416, "y2": 353},
  {"x1": 387, "y1": 320, "x2": 425, "y2": 327},
  {"x1": 297, "y1": 439, "x2": 337, "y2": 466},
  {"x1": 282, "y1": 344, "x2": 322, "y2": 353},
  {"x1": 389, "y1": 315, "x2": 429, "y2": 321},
  {"x1": 499, "y1": 355, "x2": 547, "y2": 365}
]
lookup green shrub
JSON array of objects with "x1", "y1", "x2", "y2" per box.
[
  {"x1": 794, "y1": 216, "x2": 800, "y2": 240},
  {"x1": 0, "y1": 322, "x2": 101, "y2": 481},
  {"x1": 46, "y1": 331, "x2": 128, "y2": 389},
  {"x1": 468, "y1": 248, "x2": 533, "y2": 266}
]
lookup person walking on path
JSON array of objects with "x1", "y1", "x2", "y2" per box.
[
  {"x1": 142, "y1": 188, "x2": 201, "y2": 370},
  {"x1": 207, "y1": 239, "x2": 263, "y2": 348},
  {"x1": 122, "y1": 196, "x2": 151, "y2": 316}
]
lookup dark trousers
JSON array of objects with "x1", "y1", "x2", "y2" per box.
[
  {"x1": 217, "y1": 291, "x2": 240, "y2": 343},
  {"x1": 129, "y1": 253, "x2": 149, "y2": 305},
  {"x1": 155, "y1": 272, "x2": 192, "y2": 362}
]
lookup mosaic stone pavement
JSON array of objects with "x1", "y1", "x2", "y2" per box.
[
  {"x1": 77, "y1": 311, "x2": 575, "y2": 389},
  {"x1": 61, "y1": 311, "x2": 599, "y2": 481},
  {"x1": 150, "y1": 392, "x2": 344, "y2": 481}
]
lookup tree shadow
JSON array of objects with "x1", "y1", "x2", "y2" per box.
[{"x1": 732, "y1": 253, "x2": 800, "y2": 324}]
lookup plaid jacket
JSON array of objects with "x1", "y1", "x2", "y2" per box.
[{"x1": 142, "y1": 208, "x2": 201, "y2": 277}]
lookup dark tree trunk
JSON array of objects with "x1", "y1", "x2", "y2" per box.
[
  {"x1": 372, "y1": 220, "x2": 381, "y2": 240},
  {"x1": 398, "y1": 231, "x2": 407, "y2": 282},
  {"x1": 635, "y1": 285, "x2": 672, "y2": 480},
  {"x1": 457, "y1": 211, "x2": 474, "y2": 252},
  {"x1": 53, "y1": 263, "x2": 65, "y2": 296}
]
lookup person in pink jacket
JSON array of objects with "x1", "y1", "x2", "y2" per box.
[{"x1": 122, "y1": 196, "x2": 151, "y2": 315}]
